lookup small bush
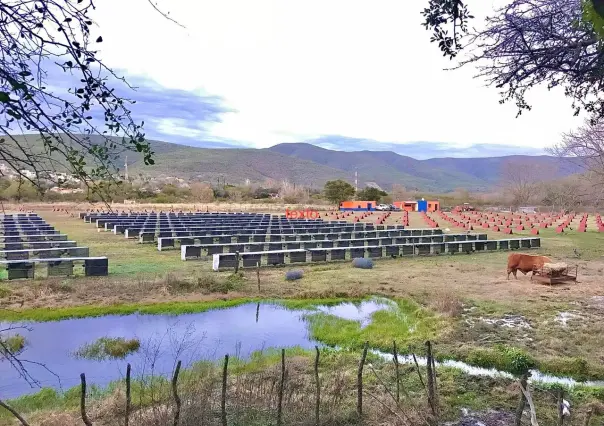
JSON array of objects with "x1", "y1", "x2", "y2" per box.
[
  {"x1": 74, "y1": 337, "x2": 140, "y2": 361},
  {"x1": 164, "y1": 272, "x2": 200, "y2": 292},
  {"x1": 352, "y1": 258, "x2": 374, "y2": 269},
  {"x1": 0, "y1": 334, "x2": 26, "y2": 355},
  {"x1": 48, "y1": 280, "x2": 74, "y2": 293},
  {"x1": 429, "y1": 291, "x2": 464, "y2": 317},
  {"x1": 285, "y1": 270, "x2": 304, "y2": 281},
  {"x1": 197, "y1": 272, "x2": 244, "y2": 294}
]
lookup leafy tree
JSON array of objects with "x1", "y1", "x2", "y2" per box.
[
  {"x1": 323, "y1": 179, "x2": 355, "y2": 204},
  {"x1": 422, "y1": 0, "x2": 604, "y2": 121},
  {"x1": 356, "y1": 186, "x2": 388, "y2": 203},
  {"x1": 0, "y1": 0, "x2": 171, "y2": 200}
]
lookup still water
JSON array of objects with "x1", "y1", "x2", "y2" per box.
[
  {"x1": 0, "y1": 300, "x2": 389, "y2": 399},
  {"x1": 2, "y1": 298, "x2": 602, "y2": 399}
]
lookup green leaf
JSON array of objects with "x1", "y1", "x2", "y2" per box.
[{"x1": 0, "y1": 92, "x2": 10, "y2": 103}]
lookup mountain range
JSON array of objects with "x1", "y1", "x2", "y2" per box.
[{"x1": 6, "y1": 135, "x2": 579, "y2": 192}]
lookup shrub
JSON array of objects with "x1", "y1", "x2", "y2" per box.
[
  {"x1": 74, "y1": 337, "x2": 140, "y2": 361},
  {"x1": 285, "y1": 270, "x2": 304, "y2": 281},
  {"x1": 197, "y1": 273, "x2": 243, "y2": 294},
  {"x1": 352, "y1": 258, "x2": 374, "y2": 269}
]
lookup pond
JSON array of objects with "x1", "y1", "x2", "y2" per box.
[
  {"x1": 0, "y1": 299, "x2": 392, "y2": 399},
  {"x1": 2, "y1": 298, "x2": 603, "y2": 400}
]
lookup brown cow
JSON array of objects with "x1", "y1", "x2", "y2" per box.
[{"x1": 507, "y1": 253, "x2": 551, "y2": 280}]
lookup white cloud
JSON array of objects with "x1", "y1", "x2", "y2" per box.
[{"x1": 91, "y1": 0, "x2": 584, "y2": 150}]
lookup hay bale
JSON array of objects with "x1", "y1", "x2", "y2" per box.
[
  {"x1": 285, "y1": 269, "x2": 304, "y2": 281},
  {"x1": 352, "y1": 258, "x2": 374, "y2": 269},
  {"x1": 543, "y1": 262, "x2": 568, "y2": 273}
]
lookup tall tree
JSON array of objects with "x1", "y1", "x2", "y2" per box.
[
  {"x1": 323, "y1": 179, "x2": 355, "y2": 205},
  {"x1": 390, "y1": 184, "x2": 410, "y2": 201},
  {"x1": 500, "y1": 160, "x2": 552, "y2": 208},
  {"x1": 541, "y1": 177, "x2": 584, "y2": 212},
  {"x1": 551, "y1": 119, "x2": 604, "y2": 191},
  {"x1": 422, "y1": 0, "x2": 604, "y2": 122},
  {"x1": 356, "y1": 186, "x2": 388, "y2": 203}
]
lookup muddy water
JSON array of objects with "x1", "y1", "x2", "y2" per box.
[{"x1": 0, "y1": 300, "x2": 390, "y2": 399}]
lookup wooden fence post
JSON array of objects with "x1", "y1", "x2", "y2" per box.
[
  {"x1": 172, "y1": 361, "x2": 182, "y2": 426},
  {"x1": 557, "y1": 388, "x2": 564, "y2": 426},
  {"x1": 357, "y1": 341, "x2": 369, "y2": 418},
  {"x1": 314, "y1": 346, "x2": 320, "y2": 426},
  {"x1": 125, "y1": 363, "x2": 131, "y2": 426},
  {"x1": 426, "y1": 340, "x2": 437, "y2": 420},
  {"x1": 80, "y1": 373, "x2": 93, "y2": 426},
  {"x1": 256, "y1": 262, "x2": 261, "y2": 292},
  {"x1": 393, "y1": 341, "x2": 400, "y2": 404},
  {"x1": 515, "y1": 374, "x2": 529, "y2": 426},
  {"x1": 277, "y1": 349, "x2": 286, "y2": 426},
  {"x1": 234, "y1": 251, "x2": 240, "y2": 273},
  {"x1": 222, "y1": 354, "x2": 229, "y2": 426}
]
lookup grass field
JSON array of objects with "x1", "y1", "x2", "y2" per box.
[{"x1": 1, "y1": 205, "x2": 604, "y2": 425}]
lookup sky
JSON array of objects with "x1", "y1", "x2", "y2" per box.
[{"x1": 83, "y1": 0, "x2": 585, "y2": 155}]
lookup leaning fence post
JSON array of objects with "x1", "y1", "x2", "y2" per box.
[
  {"x1": 125, "y1": 363, "x2": 131, "y2": 426},
  {"x1": 222, "y1": 354, "x2": 229, "y2": 426},
  {"x1": 393, "y1": 341, "x2": 400, "y2": 404},
  {"x1": 172, "y1": 361, "x2": 182, "y2": 426},
  {"x1": 80, "y1": 373, "x2": 93, "y2": 426},
  {"x1": 357, "y1": 341, "x2": 369, "y2": 418},
  {"x1": 515, "y1": 373, "x2": 529, "y2": 426},
  {"x1": 314, "y1": 346, "x2": 321, "y2": 426},
  {"x1": 277, "y1": 348, "x2": 286, "y2": 426},
  {"x1": 0, "y1": 398, "x2": 31, "y2": 426}
]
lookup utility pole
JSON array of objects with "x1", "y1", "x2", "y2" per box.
[
  {"x1": 354, "y1": 168, "x2": 358, "y2": 193},
  {"x1": 124, "y1": 156, "x2": 129, "y2": 182}
]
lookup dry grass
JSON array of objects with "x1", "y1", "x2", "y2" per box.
[{"x1": 427, "y1": 290, "x2": 464, "y2": 317}]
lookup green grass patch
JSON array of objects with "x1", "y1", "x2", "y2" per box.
[
  {"x1": 538, "y1": 356, "x2": 604, "y2": 382},
  {"x1": 0, "y1": 298, "x2": 258, "y2": 322},
  {"x1": 457, "y1": 344, "x2": 537, "y2": 376},
  {"x1": 303, "y1": 298, "x2": 444, "y2": 353},
  {"x1": 74, "y1": 337, "x2": 141, "y2": 361},
  {"x1": 0, "y1": 334, "x2": 26, "y2": 355}
]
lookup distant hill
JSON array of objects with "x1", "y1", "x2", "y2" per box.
[
  {"x1": 267, "y1": 143, "x2": 580, "y2": 191},
  {"x1": 2, "y1": 135, "x2": 581, "y2": 191}
]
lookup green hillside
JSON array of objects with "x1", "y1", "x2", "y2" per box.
[{"x1": 0, "y1": 135, "x2": 580, "y2": 191}]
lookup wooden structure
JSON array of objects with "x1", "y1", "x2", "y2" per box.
[{"x1": 532, "y1": 263, "x2": 578, "y2": 285}]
